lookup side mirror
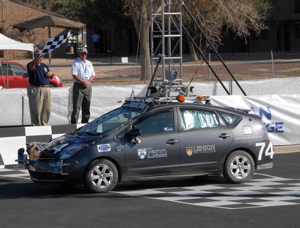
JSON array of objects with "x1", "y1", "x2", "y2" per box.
[
  {"x1": 128, "y1": 129, "x2": 141, "y2": 144},
  {"x1": 128, "y1": 129, "x2": 141, "y2": 137}
]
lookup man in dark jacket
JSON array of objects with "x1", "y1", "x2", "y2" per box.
[{"x1": 26, "y1": 50, "x2": 54, "y2": 126}]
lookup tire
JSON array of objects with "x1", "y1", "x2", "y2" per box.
[
  {"x1": 223, "y1": 151, "x2": 255, "y2": 184},
  {"x1": 84, "y1": 159, "x2": 118, "y2": 193}
]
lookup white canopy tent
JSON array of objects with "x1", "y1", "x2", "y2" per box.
[{"x1": 0, "y1": 34, "x2": 34, "y2": 58}]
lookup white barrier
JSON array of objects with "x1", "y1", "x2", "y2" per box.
[
  {"x1": 0, "y1": 85, "x2": 148, "y2": 126},
  {"x1": 1, "y1": 77, "x2": 300, "y2": 126},
  {"x1": 1, "y1": 78, "x2": 300, "y2": 166},
  {"x1": 0, "y1": 94, "x2": 299, "y2": 166},
  {"x1": 210, "y1": 95, "x2": 300, "y2": 146}
]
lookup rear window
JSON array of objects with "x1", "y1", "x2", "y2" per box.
[
  {"x1": 180, "y1": 109, "x2": 219, "y2": 130},
  {"x1": 219, "y1": 112, "x2": 241, "y2": 125}
]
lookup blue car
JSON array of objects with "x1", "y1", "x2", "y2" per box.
[{"x1": 18, "y1": 94, "x2": 274, "y2": 193}]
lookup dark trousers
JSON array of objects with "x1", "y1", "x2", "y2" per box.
[{"x1": 71, "y1": 83, "x2": 92, "y2": 124}]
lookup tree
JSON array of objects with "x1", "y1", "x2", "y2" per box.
[
  {"x1": 52, "y1": 1, "x2": 132, "y2": 53},
  {"x1": 173, "y1": 0, "x2": 271, "y2": 60},
  {"x1": 20, "y1": 0, "x2": 271, "y2": 79},
  {"x1": 125, "y1": 0, "x2": 162, "y2": 81},
  {"x1": 19, "y1": 0, "x2": 53, "y2": 10},
  {"x1": 125, "y1": 0, "x2": 270, "y2": 79}
]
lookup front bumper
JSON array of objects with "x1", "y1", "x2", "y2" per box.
[
  {"x1": 23, "y1": 158, "x2": 84, "y2": 185},
  {"x1": 27, "y1": 160, "x2": 68, "y2": 183}
]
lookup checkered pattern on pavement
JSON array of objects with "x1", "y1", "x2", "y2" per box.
[
  {"x1": 0, "y1": 169, "x2": 30, "y2": 180},
  {"x1": 1, "y1": 169, "x2": 299, "y2": 210},
  {"x1": 118, "y1": 174, "x2": 300, "y2": 210}
]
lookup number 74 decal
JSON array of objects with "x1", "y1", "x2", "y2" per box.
[{"x1": 256, "y1": 142, "x2": 274, "y2": 160}]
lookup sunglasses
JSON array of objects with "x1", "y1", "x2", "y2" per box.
[{"x1": 81, "y1": 53, "x2": 88, "y2": 55}]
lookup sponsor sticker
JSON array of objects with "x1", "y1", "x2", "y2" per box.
[
  {"x1": 138, "y1": 148, "x2": 168, "y2": 159},
  {"x1": 186, "y1": 145, "x2": 216, "y2": 156},
  {"x1": 97, "y1": 144, "x2": 111, "y2": 152},
  {"x1": 186, "y1": 147, "x2": 193, "y2": 156},
  {"x1": 138, "y1": 148, "x2": 147, "y2": 159}
]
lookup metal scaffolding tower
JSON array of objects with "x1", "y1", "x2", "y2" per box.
[
  {"x1": 149, "y1": 0, "x2": 247, "y2": 96},
  {"x1": 150, "y1": 0, "x2": 184, "y2": 85}
]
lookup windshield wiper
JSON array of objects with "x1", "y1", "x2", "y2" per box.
[{"x1": 85, "y1": 131, "x2": 101, "y2": 136}]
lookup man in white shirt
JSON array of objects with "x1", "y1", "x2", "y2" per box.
[{"x1": 71, "y1": 48, "x2": 95, "y2": 124}]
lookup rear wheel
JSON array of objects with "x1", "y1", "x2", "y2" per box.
[
  {"x1": 223, "y1": 151, "x2": 255, "y2": 183},
  {"x1": 84, "y1": 159, "x2": 118, "y2": 193}
]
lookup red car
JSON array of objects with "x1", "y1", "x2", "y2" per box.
[{"x1": 0, "y1": 61, "x2": 63, "y2": 89}]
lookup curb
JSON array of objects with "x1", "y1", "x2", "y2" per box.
[{"x1": 274, "y1": 145, "x2": 300, "y2": 154}]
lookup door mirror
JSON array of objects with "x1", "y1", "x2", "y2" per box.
[
  {"x1": 128, "y1": 129, "x2": 141, "y2": 144},
  {"x1": 128, "y1": 129, "x2": 141, "y2": 137}
]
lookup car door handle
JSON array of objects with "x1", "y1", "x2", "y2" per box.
[
  {"x1": 166, "y1": 139, "x2": 178, "y2": 144},
  {"x1": 219, "y1": 133, "x2": 230, "y2": 139}
]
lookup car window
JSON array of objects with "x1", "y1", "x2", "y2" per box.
[
  {"x1": 133, "y1": 110, "x2": 174, "y2": 135},
  {"x1": 0, "y1": 64, "x2": 27, "y2": 76},
  {"x1": 219, "y1": 112, "x2": 241, "y2": 125},
  {"x1": 0, "y1": 64, "x2": 12, "y2": 75},
  {"x1": 9, "y1": 64, "x2": 27, "y2": 76},
  {"x1": 77, "y1": 108, "x2": 142, "y2": 135},
  {"x1": 180, "y1": 109, "x2": 219, "y2": 130}
]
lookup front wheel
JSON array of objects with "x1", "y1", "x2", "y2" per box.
[
  {"x1": 223, "y1": 151, "x2": 255, "y2": 183},
  {"x1": 84, "y1": 159, "x2": 118, "y2": 193}
]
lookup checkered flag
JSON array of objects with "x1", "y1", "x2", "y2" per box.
[{"x1": 40, "y1": 31, "x2": 73, "y2": 56}]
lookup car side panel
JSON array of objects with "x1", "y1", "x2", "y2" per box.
[
  {"x1": 124, "y1": 132, "x2": 181, "y2": 178},
  {"x1": 0, "y1": 63, "x2": 28, "y2": 88},
  {"x1": 218, "y1": 116, "x2": 274, "y2": 170},
  {"x1": 179, "y1": 126, "x2": 233, "y2": 172},
  {"x1": 8, "y1": 74, "x2": 29, "y2": 88}
]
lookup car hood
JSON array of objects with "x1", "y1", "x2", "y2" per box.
[{"x1": 27, "y1": 132, "x2": 100, "y2": 158}]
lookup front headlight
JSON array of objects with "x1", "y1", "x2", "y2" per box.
[{"x1": 60, "y1": 144, "x2": 87, "y2": 160}]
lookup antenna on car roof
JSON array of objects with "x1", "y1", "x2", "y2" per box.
[
  {"x1": 188, "y1": 77, "x2": 194, "y2": 86},
  {"x1": 146, "y1": 54, "x2": 163, "y2": 97}
]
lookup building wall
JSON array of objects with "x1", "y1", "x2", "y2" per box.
[
  {"x1": 212, "y1": 0, "x2": 300, "y2": 53},
  {"x1": 247, "y1": 0, "x2": 300, "y2": 53},
  {"x1": 0, "y1": 0, "x2": 74, "y2": 59}
]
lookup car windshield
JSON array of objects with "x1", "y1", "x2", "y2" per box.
[{"x1": 76, "y1": 108, "x2": 142, "y2": 135}]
